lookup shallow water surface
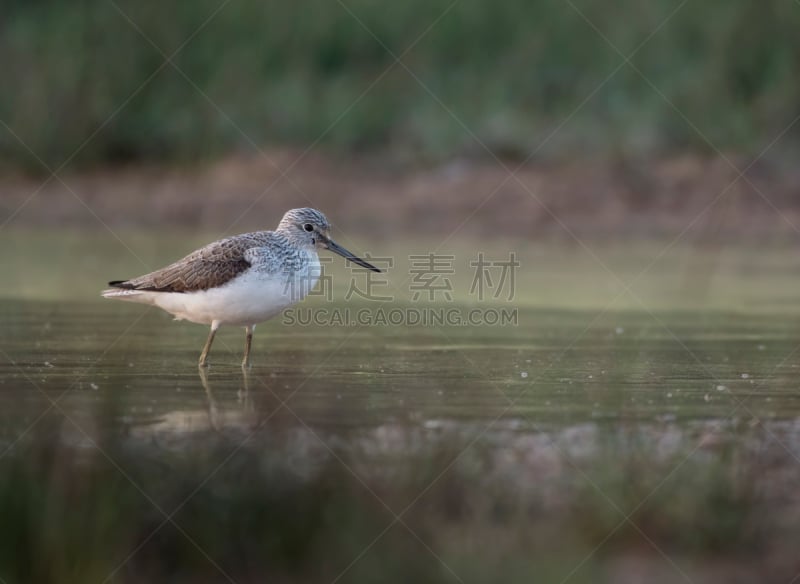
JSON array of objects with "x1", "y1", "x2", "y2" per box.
[
  {"x1": 2, "y1": 298, "x2": 800, "y2": 583},
  {"x1": 3, "y1": 299, "x2": 800, "y2": 441}
]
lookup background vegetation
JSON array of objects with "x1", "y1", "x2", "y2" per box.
[{"x1": 3, "y1": 0, "x2": 800, "y2": 171}]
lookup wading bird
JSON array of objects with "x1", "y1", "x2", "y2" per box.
[{"x1": 102, "y1": 208, "x2": 380, "y2": 367}]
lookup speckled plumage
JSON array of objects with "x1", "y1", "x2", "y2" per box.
[
  {"x1": 108, "y1": 231, "x2": 309, "y2": 293},
  {"x1": 102, "y1": 207, "x2": 379, "y2": 367}
]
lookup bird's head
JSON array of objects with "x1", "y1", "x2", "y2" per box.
[{"x1": 278, "y1": 208, "x2": 380, "y2": 272}]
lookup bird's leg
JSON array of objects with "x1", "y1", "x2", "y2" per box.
[
  {"x1": 242, "y1": 324, "x2": 255, "y2": 368},
  {"x1": 199, "y1": 320, "x2": 220, "y2": 368}
]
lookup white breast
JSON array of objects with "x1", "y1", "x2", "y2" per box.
[{"x1": 150, "y1": 249, "x2": 321, "y2": 326}]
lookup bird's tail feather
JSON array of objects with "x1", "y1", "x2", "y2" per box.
[{"x1": 101, "y1": 288, "x2": 145, "y2": 300}]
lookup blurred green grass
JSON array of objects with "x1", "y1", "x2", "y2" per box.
[
  {"x1": 2, "y1": 0, "x2": 800, "y2": 171},
  {"x1": 0, "y1": 418, "x2": 792, "y2": 584}
]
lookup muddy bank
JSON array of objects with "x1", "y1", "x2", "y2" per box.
[{"x1": 3, "y1": 151, "x2": 800, "y2": 241}]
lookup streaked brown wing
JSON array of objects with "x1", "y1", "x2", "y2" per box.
[{"x1": 109, "y1": 235, "x2": 257, "y2": 293}]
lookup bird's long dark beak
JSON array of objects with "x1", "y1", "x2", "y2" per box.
[{"x1": 322, "y1": 235, "x2": 381, "y2": 272}]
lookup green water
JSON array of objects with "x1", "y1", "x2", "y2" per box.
[
  {"x1": 2, "y1": 240, "x2": 800, "y2": 583},
  {"x1": 4, "y1": 300, "x2": 800, "y2": 442}
]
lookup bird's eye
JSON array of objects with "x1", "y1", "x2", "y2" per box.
[{"x1": 303, "y1": 223, "x2": 314, "y2": 232}]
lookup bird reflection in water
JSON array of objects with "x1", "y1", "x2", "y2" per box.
[{"x1": 198, "y1": 366, "x2": 260, "y2": 433}]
